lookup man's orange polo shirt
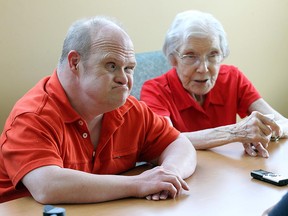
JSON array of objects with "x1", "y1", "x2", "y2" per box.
[{"x1": 0, "y1": 70, "x2": 179, "y2": 202}]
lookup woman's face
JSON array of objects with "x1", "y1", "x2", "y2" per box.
[{"x1": 173, "y1": 36, "x2": 223, "y2": 96}]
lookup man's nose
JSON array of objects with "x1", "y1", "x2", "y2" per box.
[{"x1": 115, "y1": 68, "x2": 128, "y2": 84}]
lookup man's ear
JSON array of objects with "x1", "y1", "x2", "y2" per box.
[{"x1": 67, "y1": 50, "x2": 81, "y2": 72}]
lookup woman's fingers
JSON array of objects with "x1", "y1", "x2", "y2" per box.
[{"x1": 243, "y1": 143, "x2": 269, "y2": 158}]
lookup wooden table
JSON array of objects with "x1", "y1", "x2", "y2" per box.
[{"x1": 1, "y1": 140, "x2": 288, "y2": 216}]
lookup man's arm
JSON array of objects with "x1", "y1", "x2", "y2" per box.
[
  {"x1": 158, "y1": 134, "x2": 197, "y2": 179},
  {"x1": 22, "y1": 135, "x2": 196, "y2": 205},
  {"x1": 22, "y1": 166, "x2": 138, "y2": 204},
  {"x1": 144, "y1": 134, "x2": 197, "y2": 201}
]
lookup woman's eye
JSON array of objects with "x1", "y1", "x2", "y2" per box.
[
  {"x1": 106, "y1": 62, "x2": 117, "y2": 72},
  {"x1": 186, "y1": 55, "x2": 197, "y2": 59},
  {"x1": 208, "y1": 51, "x2": 219, "y2": 58}
]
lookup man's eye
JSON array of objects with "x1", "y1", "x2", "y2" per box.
[
  {"x1": 125, "y1": 67, "x2": 134, "y2": 74},
  {"x1": 106, "y1": 63, "x2": 117, "y2": 72}
]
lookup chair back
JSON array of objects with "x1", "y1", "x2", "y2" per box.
[{"x1": 131, "y1": 50, "x2": 171, "y2": 99}]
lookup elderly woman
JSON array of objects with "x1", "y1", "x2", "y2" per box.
[{"x1": 140, "y1": 10, "x2": 288, "y2": 158}]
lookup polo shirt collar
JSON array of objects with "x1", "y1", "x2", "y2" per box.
[
  {"x1": 167, "y1": 68, "x2": 225, "y2": 112},
  {"x1": 209, "y1": 80, "x2": 225, "y2": 106},
  {"x1": 45, "y1": 69, "x2": 81, "y2": 123},
  {"x1": 45, "y1": 70, "x2": 135, "y2": 124},
  {"x1": 104, "y1": 96, "x2": 135, "y2": 122}
]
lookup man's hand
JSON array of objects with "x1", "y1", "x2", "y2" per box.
[{"x1": 134, "y1": 166, "x2": 189, "y2": 201}]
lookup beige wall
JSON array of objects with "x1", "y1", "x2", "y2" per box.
[{"x1": 1, "y1": 0, "x2": 288, "y2": 130}]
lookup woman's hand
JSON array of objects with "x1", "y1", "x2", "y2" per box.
[{"x1": 235, "y1": 111, "x2": 282, "y2": 157}]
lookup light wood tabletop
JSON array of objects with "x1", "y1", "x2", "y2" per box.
[{"x1": 1, "y1": 139, "x2": 288, "y2": 216}]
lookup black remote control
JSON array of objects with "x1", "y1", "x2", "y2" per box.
[{"x1": 251, "y1": 169, "x2": 288, "y2": 186}]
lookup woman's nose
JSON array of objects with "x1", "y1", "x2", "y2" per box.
[{"x1": 196, "y1": 59, "x2": 209, "y2": 73}]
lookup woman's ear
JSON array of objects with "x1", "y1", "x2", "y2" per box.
[
  {"x1": 169, "y1": 54, "x2": 178, "y2": 67},
  {"x1": 67, "y1": 50, "x2": 81, "y2": 72}
]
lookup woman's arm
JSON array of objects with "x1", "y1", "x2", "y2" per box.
[
  {"x1": 248, "y1": 98, "x2": 288, "y2": 138},
  {"x1": 166, "y1": 98, "x2": 287, "y2": 157}
]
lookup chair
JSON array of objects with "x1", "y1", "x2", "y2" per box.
[{"x1": 131, "y1": 50, "x2": 171, "y2": 99}]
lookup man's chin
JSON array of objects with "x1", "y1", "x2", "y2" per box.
[{"x1": 114, "y1": 93, "x2": 129, "y2": 107}]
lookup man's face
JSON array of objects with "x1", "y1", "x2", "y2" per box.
[{"x1": 78, "y1": 26, "x2": 136, "y2": 111}]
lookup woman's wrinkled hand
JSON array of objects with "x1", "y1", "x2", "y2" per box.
[{"x1": 234, "y1": 111, "x2": 282, "y2": 157}]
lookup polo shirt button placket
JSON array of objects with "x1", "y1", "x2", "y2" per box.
[
  {"x1": 77, "y1": 120, "x2": 88, "y2": 139},
  {"x1": 82, "y1": 132, "x2": 88, "y2": 139}
]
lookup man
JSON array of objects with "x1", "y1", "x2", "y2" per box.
[{"x1": 0, "y1": 16, "x2": 196, "y2": 204}]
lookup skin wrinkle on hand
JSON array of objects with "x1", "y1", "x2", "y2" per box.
[{"x1": 264, "y1": 114, "x2": 281, "y2": 141}]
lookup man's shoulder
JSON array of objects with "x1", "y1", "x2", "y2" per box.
[
  {"x1": 10, "y1": 77, "x2": 50, "y2": 116},
  {"x1": 122, "y1": 96, "x2": 148, "y2": 112},
  {"x1": 3, "y1": 74, "x2": 70, "y2": 132}
]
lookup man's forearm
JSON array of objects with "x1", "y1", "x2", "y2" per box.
[
  {"x1": 23, "y1": 166, "x2": 138, "y2": 204},
  {"x1": 158, "y1": 135, "x2": 197, "y2": 179}
]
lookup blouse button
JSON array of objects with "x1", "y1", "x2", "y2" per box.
[
  {"x1": 82, "y1": 133, "x2": 88, "y2": 138},
  {"x1": 78, "y1": 120, "x2": 84, "y2": 126}
]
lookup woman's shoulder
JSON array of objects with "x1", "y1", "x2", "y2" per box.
[{"x1": 219, "y1": 64, "x2": 241, "y2": 73}]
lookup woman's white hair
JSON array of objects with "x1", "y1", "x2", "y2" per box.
[{"x1": 163, "y1": 10, "x2": 230, "y2": 63}]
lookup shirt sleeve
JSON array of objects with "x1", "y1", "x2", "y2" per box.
[
  {"x1": 136, "y1": 100, "x2": 180, "y2": 162},
  {"x1": 1, "y1": 113, "x2": 64, "y2": 187},
  {"x1": 140, "y1": 79, "x2": 172, "y2": 117},
  {"x1": 236, "y1": 68, "x2": 261, "y2": 118}
]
